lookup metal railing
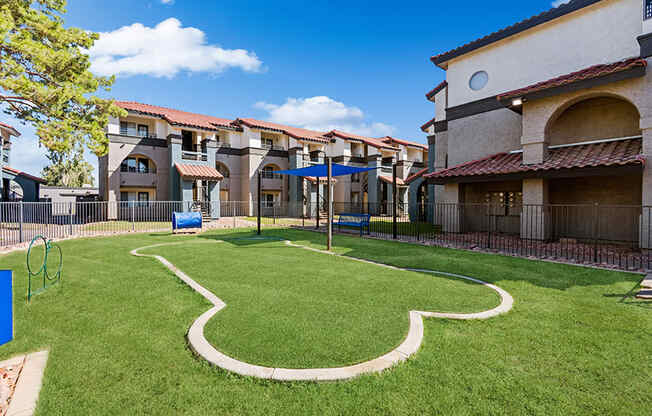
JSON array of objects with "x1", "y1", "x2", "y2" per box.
[
  {"x1": 181, "y1": 150, "x2": 208, "y2": 161},
  {"x1": 3, "y1": 200, "x2": 652, "y2": 271}
]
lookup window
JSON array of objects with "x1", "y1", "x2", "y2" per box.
[
  {"x1": 647, "y1": 0, "x2": 652, "y2": 20},
  {"x1": 351, "y1": 172, "x2": 360, "y2": 183},
  {"x1": 261, "y1": 166, "x2": 278, "y2": 179},
  {"x1": 137, "y1": 124, "x2": 149, "y2": 138},
  {"x1": 120, "y1": 121, "x2": 137, "y2": 136},
  {"x1": 485, "y1": 191, "x2": 522, "y2": 216},
  {"x1": 138, "y1": 192, "x2": 149, "y2": 206},
  {"x1": 264, "y1": 193, "x2": 275, "y2": 208},
  {"x1": 121, "y1": 157, "x2": 155, "y2": 173},
  {"x1": 469, "y1": 71, "x2": 489, "y2": 91},
  {"x1": 120, "y1": 191, "x2": 128, "y2": 201},
  {"x1": 182, "y1": 130, "x2": 194, "y2": 151}
]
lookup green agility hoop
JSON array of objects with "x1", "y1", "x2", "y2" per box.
[{"x1": 27, "y1": 235, "x2": 62, "y2": 302}]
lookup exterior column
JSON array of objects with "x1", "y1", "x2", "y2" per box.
[
  {"x1": 181, "y1": 178, "x2": 193, "y2": 212},
  {"x1": 209, "y1": 180, "x2": 220, "y2": 219},
  {"x1": 367, "y1": 155, "x2": 381, "y2": 214},
  {"x1": 427, "y1": 134, "x2": 437, "y2": 223},
  {"x1": 309, "y1": 150, "x2": 324, "y2": 215},
  {"x1": 640, "y1": 123, "x2": 652, "y2": 248},
  {"x1": 521, "y1": 178, "x2": 550, "y2": 240},
  {"x1": 440, "y1": 183, "x2": 462, "y2": 232},
  {"x1": 288, "y1": 147, "x2": 303, "y2": 217},
  {"x1": 168, "y1": 134, "x2": 183, "y2": 201}
]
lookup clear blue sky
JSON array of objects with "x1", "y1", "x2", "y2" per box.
[{"x1": 4, "y1": 0, "x2": 563, "y2": 182}]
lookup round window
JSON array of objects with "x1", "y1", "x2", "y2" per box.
[{"x1": 469, "y1": 71, "x2": 489, "y2": 91}]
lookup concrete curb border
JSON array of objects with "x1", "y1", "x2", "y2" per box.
[
  {"x1": 6, "y1": 350, "x2": 49, "y2": 416},
  {"x1": 131, "y1": 239, "x2": 514, "y2": 382}
]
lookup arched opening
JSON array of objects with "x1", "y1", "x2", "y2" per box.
[
  {"x1": 546, "y1": 96, "x2": 641, "y2": 146},
  {"x1": 120, "y1": 154, "x2": 157, "y2": 174},
  {"x1": 261, "y1": 164, "x2": 280, "y2": 179},
  {"x1": 215, "y1": 162, "x2": 230, "y2": 178}
]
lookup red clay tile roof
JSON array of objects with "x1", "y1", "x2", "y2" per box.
[
  {"x1": 430, "y1": 0, "x2": 604, "y2": 66},
  {"x1": 379, "y1": 175, "x2": 407, "y2": 186},
  {"x1": 0, "y1": 122, "x2": 20, "y2": 137},
  {"x1": 116, "y1": 101, "x2": 233, "y2": 131},
  {"x1": 175, "y1": 163, "x2": 224, "y2": 181},
  {"x1": 425, "y1": 138, "x2": 644, "y2": 181},
  {"x1": 381, "y1": 136, "x2": 427, "y2": 150},
  {"x1": 405, "y1": 167, "x2": 428, "y2": 184},
  {"x1": 498, "y1": 57, "x2": 647, "y2": 100},
  {"x1": 425, "y1": 81, "x2": 447, "y2": 100},
  {"x1": 232, "y1": 118, "x2": 331, "y2": 144},
  {"x1": 420, "y1": 117, "x2": 436, "y2": 133},
  {"x1": 2, "y1": 166, "x2": 45, "y2": 183},
  {"x1": 325, "y1": 130, "x2": 399, "y2": 151}
]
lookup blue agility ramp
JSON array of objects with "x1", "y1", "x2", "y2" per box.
[
  {"x1": 172, "y1": 211, "x2": 202, "y2": 233},
  {"x1": 0, "y1": 270, "x2": 12, "y2": 346}
]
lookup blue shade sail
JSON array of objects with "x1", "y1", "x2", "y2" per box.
[{"x1": 275, "y1": 163, "x2": 378, "y2": 178}]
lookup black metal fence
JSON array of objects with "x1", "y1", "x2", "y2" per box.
[{"x1": 2, "y1": 200, "x2": 652, "y2": 271}]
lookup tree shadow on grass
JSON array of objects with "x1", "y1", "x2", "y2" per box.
[{"x1": 198, "y1": 227, "x2": 648, "y2": 293}]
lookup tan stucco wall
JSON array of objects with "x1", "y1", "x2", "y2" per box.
[
  {"x1": 547, "y1": 97, "x2": 641, "y2": 145},
  {"x1": 106, "y1": 141, "x2": 169, "y2": 202},
  {"x1": 447, "y1": 108, "x2": 522, "y2": 167},
  {"x1": 446, "y1": 0, "x2": 642, "y2": 107}
]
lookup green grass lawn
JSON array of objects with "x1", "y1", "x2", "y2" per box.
[{"x1": 0, "y1": 228, "x2": 650, "y2": 415}]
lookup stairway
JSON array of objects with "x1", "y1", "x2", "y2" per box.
[{"x1": 636, "y1": 275, "x2": 652, "y2": 299}]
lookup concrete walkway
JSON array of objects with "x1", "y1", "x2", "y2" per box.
[{"x1": 131, "y1": 239, "x2": 514, "y2": 382}]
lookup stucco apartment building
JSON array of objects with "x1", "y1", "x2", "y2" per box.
[
  {"x1": 99, "y1": 101, "x2": 427, "y2": 219},
  {"x1": 0, "y1": 122, "x2": 43, "y2": 202},
  {"x1": 412, "y1": 0, "x2": 652, "y2": 246}
]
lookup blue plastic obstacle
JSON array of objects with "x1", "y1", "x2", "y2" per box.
[{"x1": 172, "y1": 211, "x2": 203, "y2": 233}]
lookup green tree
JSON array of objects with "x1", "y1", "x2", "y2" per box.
[
  {"x1": 0, "y1": 0, "x2": 125, "y2": 156},
  {"x1": 41, "y1": 142, "x2": 94, "y2": 187}
]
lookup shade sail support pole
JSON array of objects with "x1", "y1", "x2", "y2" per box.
[
  {"x1": 327, "y1": 156, "x2": 333, "y2": 251},
  {"x1": 257, "y1": 170, "x2": 261, "y2": 235}
]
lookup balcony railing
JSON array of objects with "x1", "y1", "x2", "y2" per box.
[
  {"x1": 120, "y1": 166, "x2": 156, "y2": 174},
  {"x1": 261, "y1": 172, "x2": 282, "y2": 180},
  {"x1": 182, "y1": 150, "x2": 208, "y2": 161},
  {"x1": 262, "y1": 143, "x2": 285, "y2": 151}
]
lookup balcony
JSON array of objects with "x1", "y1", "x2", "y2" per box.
[
  {"x1": 181, "y1": 150, "x2": 208, "y2": 161},
  {"x1": 261, "y1": 173, "x2": 283, "y2": 190},
  {"x1": 120, "y1": 172, "x2": 157, "y2": 187},
  {"x1": 262, "y1": 143, "x2": 285, "y2": 151}
]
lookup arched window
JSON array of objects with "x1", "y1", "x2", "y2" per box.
[
  {"x1": 261, "y1": 164, "x2": 279, "y2": 179},
  {"x1": 120, "y1": 155, "x2": 156, "y2": 174},
  {"x1": 216, "y1": 162, "x2": 230, "y2": 178}
]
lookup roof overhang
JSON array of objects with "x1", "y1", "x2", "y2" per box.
[
  {"x1": 430, "y1": 0, "x2": 604, "y2": 68},
  {"x1": 497, "y1": 58, "x2": 647, "y2": 107},
  {"x1": 175, "y1": 163, "x2": 223, "y2": 181},
  {"x1": 427, "y1": 164, "x2": 644, "y2": 185}
]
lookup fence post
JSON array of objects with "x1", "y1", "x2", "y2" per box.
[
  {"x1": 593, "y1": 203, "x2": 599, "y2": 263},
  {"x1": 392, "y1": 163, "x2": 397, "y2": 239},
  {"x1": 18, "y1": 201, "x2": 23, "y2": 243},
  {"x1": 131, "y1": 204, "x2": 135, "y2": 232},
  {"x1": 69, "y1": 202, "x2": 73, "y2": 236}
]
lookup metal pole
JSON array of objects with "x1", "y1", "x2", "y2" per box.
[
  {"x1": 19, "y1": 201, "x2": 23, "y2": 243},
  {"x1": 392, "y1": 163, "x2": 397, "y2": 239},
  {"x1": 327, "y1": 157, "x2": 332, "y2": 251},
  {"x1": 257, "y1": 170, "x2": 262, "y2": 235},
  {"x1": 316, "y1": 173, "x2": 320, "y2": 230},
  {"x1": 69, "y1": 202, "x2": 73, "y2": 235}
]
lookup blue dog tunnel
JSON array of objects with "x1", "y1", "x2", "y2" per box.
[
  {"x1": 172, "y1": 211, "x2": 202, "y2": 230},
  {"x1": 0, "y1": 270, "x2": 12, "y2": 346}
]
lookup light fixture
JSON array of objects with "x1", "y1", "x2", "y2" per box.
[{"x1": 512, "y1": 98, "x2": 523, "y2": 106}]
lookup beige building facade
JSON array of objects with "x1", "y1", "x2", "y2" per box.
[{"x1": 417, "y1": 0, "x2": 652, "y2": 246}]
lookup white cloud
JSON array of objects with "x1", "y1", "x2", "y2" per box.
[
  {"x1": 254, "y1": 96, "x2": 395, "y2": 137},
  {"x1": 551, "y1": 0, "x2": 571, "y2": 7},
  {"x1": 88, "y1": 18, "x2": 263, "y2": 78},
  {"x1": 160, "y1": 0, "x2": 174, "y2": 4}
]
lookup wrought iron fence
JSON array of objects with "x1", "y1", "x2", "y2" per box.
[{"x1": 2, "y1": 200, "x2": 652, "y2": 271}]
